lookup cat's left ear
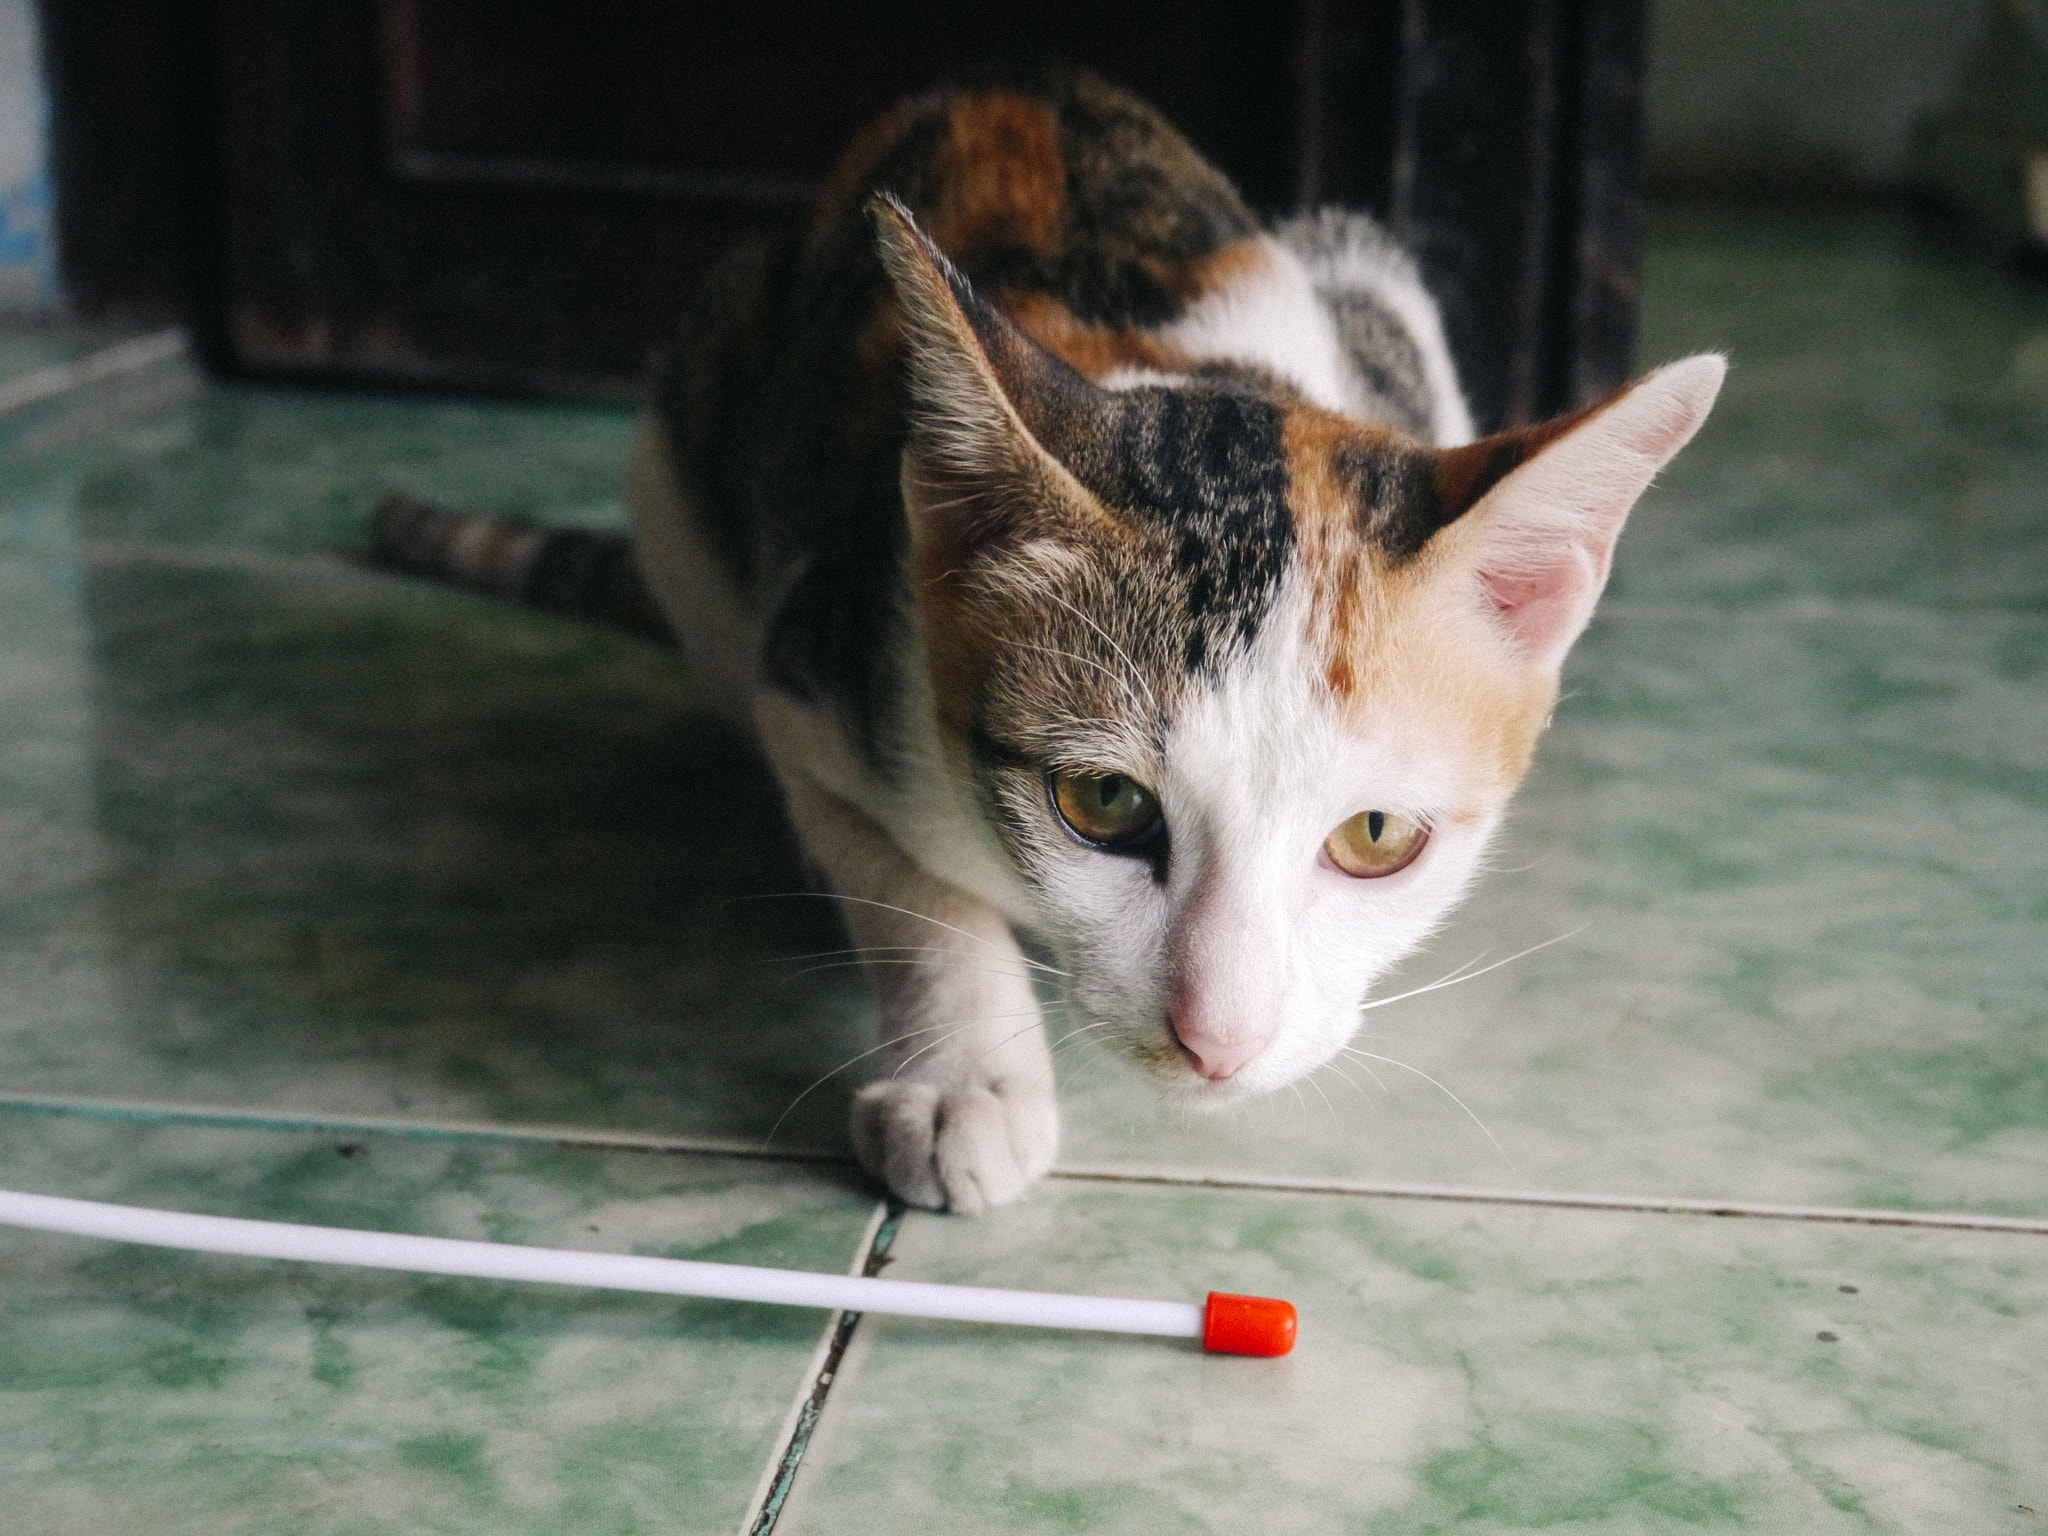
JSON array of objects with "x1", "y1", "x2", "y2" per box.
[
  {"x1": 1428, "y1": 354, "x2": 1726, "y2": 675},
  {"x1": 869, "y1": 193, "x2": 1111, "y2": 549}
]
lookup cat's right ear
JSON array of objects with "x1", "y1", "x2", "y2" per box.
[
  {"x1": 869, "y1": 194, "x2": 1110, "y2": 552},
  {"x1": 1423, "y1": 354, "x2": 1726, "y2": 678}
]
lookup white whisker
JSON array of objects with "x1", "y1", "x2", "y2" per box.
[
  {"x1": 890, "y1": 1007, "x2": 1045, "y2": 1078},
  {"x1": 1338, "y1": 1046, "x2": 1514, "y2": 1170},
  {"x1": 772, "y1": 943, "x2": 1017, "y2": 965},
  {"x1": 1359, "y1": 927, "x2": 1586, "y2": 1014},
  {"x1": 974, "y1": 1014, "x2": 1060, "y2": 1066},
  {"x1": 1345, "y1": 1054, "x2": 1392, "y2": 1093},
  {"x1": 735, "y1": 892, "x2": 1067, "y2": 977},
  {"x1": 1318, "y1": 1058, "x2": 1374, "y2": 1105},
  {"x1": 1049, "y1": 1019, "x2": 1121, "y2": 1057},
  {"x1": 763, "y1": 1015, "x2": 980, "y2": 1146},
  {"x1": 780, "y1": 958, "x2": 1051, "y2": 985},
  {"x1": 1036, "y1": 1019, "x2": 1123, "y2": 1088},
  {"x1": 1017, "y1": 641, "x2": 1150, "y2": 716},
  {"x1": 1305, "y1": 1072, "x2": 1338, "y2": 1121},
  {"x1": 1040, "y1": 587, "x2": 1159, "y2": 715}
]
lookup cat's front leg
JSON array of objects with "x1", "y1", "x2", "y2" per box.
[{"x1": 777, "y1": 772, "x2": 1058, "y2": 1214}]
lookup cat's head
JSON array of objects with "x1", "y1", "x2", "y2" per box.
[{"x1": 873, "y1": 196, "x2": 1724, "y2": 1103}]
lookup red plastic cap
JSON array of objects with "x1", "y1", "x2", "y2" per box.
[{"x1": 1202, "y1": 1291, "x2": 1297, "y2": 1356}]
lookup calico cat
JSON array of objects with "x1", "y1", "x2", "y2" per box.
[{"x1": 380, "y1": 70, "x2": 1722, "y2": 1214}]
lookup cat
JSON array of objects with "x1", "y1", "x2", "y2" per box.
[{"x1": 378, "y1": 68, "x2": 1722, "y2": 1214}]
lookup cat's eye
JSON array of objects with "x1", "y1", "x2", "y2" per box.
[
  {"x1": 1049, "y1": 769, "x2": 1164, "y2": 849},
  {"x1": 1325, "y1": 809, "x2": 1428, "y2": 878}
]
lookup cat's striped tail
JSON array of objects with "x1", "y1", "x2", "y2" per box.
[{"x1": 368, "y1": 494, "x2": 674, "y2": 643}]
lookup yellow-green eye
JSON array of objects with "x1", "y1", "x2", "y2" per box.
[
  {"x1": 1049, "y1": 769, "x2": 1163, "y2": 848},
  {"x1": 1325, "y1": 809, "x2": 1428, "y2": 878}
]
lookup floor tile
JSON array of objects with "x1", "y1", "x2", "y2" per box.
[
  {"x1": 0, "y1": 545, "x2": 869, "y2": 1147},
  {"x1": 0, "y1": 318, "x2": 146, "y2": 392},
  {"x1": 2, "y1": 379, "x2": 637, "y2": 560},
  {"x1": 0, "y1": 383, "x2": 872, "y2": 1150},
  {"x1": 781, "y1": 1181, "x2": 2047, "y2": 1534},
  {"x1": 0, "y1": 1110, "x2": 878, "y2": 1535},
  {"x1": 1624, "y1": 202, "x2": 2048, "y2": 612}
]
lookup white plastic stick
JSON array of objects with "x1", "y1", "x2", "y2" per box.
[{"x1": 0, "y1": 1188, "x2": 1203, "y2": 1339}]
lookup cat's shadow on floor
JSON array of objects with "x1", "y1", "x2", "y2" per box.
[{"x1": 64, "y1": 554, "x2": 871, "y2": 1149}]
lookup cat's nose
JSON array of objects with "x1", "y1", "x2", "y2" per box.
[{"x1": 1168, "y1": 1012, "x2": 1262, "y2": 1081}]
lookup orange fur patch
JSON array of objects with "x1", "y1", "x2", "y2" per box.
[
  {"x1": 1156, "y1": 236, "x2": 1270, "y2": 304},
  {"x1": 928, "y1": 93, "x2": 1068, "y2": 259},
  {"x1": 1283, "y1": 407, "x2": 1555, "y2": 792},
  {"x1": 1282, "y1": 407, "x2": 1399, "y2": 701},
  {"x1": 999, "y1": 291, "x2": 1189, "y2": 381},
  {"x1": 1279, "y1": 379, "x2": 1653, "y2": 792},
  {"x1": 997, "y1": 239, "x2": 1269, "y2": 381}
]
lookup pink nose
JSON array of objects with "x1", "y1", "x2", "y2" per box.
[{"x1": 1169, "y1": 1013, "x2": 1263, "y2": 1081}]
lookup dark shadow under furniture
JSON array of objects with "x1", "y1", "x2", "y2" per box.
[{"x1": 41, "y1": 0, "x2": 1645, "y2": 430}]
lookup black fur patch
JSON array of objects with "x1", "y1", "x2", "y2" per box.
[
  {"x1": 1041, "y1": 71, "x2": 1257, "y2": 326},
  {"x1": 1455, "y1": 436, "x2": 1540, "y2": 506},
  {"x1": 1337, "y1": 438, "x2": 1452, "y2": 564},
  {"x1": 929, "y1": 245, "x2": 1297, "y2": 682},
  {"x1": 1326, "y1": 289, "x2": 1434, "y2": 437},
  {"x1": 1338, "y1": 440, "x2": 1440, "y2": 563},
  {"x1": 648, "y1": 233, "x2": 800, "y2": 592},
  {"x1": 1094, "y1": 385, "x2": 1294, "y2": 672}
]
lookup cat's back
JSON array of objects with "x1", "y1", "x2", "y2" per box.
[
  {"x1": 656, "y1": 71, "x2": 1265, "y2": 583},
  {"x1": 798, "y1": 68, "x2": 1260, "y2": 341},
  {"x1": 779, "y1": 67, "x2": 1467, "y2": 446},
  {"x1": 742, "y1": 69, "x2": 1277, "y2": 556}
]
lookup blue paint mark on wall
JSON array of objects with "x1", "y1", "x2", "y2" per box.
[{"x1": 0, "y1": 0, "x2": 58, "y2": 309}]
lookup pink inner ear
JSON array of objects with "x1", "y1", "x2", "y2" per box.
[
  {"x1": 1478, "y1": 545, "x2": 1603, "y2": 659},
  {"x1": 1454, "y1": 354, "x2": 1725, "y2": 670}
]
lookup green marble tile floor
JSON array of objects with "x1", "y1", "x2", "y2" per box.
[
  {"x1": 784, "y1": 1183, "x2": 2046, "y2": 1535},
  {"x1": 0, "y1": 317, "x2": 159, "y2": 397},
  {"x1": 0, "y1": 202, "x2": 2043, "y2": 1528},
  {"x1": 0, "y1": 1112, "x2": 879, "y2": 1535}
]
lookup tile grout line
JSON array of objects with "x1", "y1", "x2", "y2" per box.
[
  {"x1": 0, "y1": 1093, "x2": 848, "y2": 1166},
  {"x1": 734, "y1": 1200, "x2": 903, "y2": 1536},
  {"x1": 3, "y1": 1092, "x2": 2043, "y2": 1236},
  {"x1": 0, "y1": 330, "x2": 187, "y2": 417},
  {"x1": 1050, "y1": 1164, "x2": 2048, "y2": 1235},
  {"x1": 730, "y1": 1202, "x2": 881, "y2": 1536},
  {"x1": 1593, "y1": 598, "x2": 2048, "y2": 627}
]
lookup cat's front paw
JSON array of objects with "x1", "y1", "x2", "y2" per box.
[{"x1": 850, "y1": 1076, "x2": 1058, "y2": 1215}]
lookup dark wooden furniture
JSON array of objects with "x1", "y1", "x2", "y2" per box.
[{"x1": 42, "y1": 0, "x2": 1646, "y2": 430}]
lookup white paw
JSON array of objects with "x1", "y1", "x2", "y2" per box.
[{"x1": 850, "y1": 1076, "x2": 1059, "y2": 1215}]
